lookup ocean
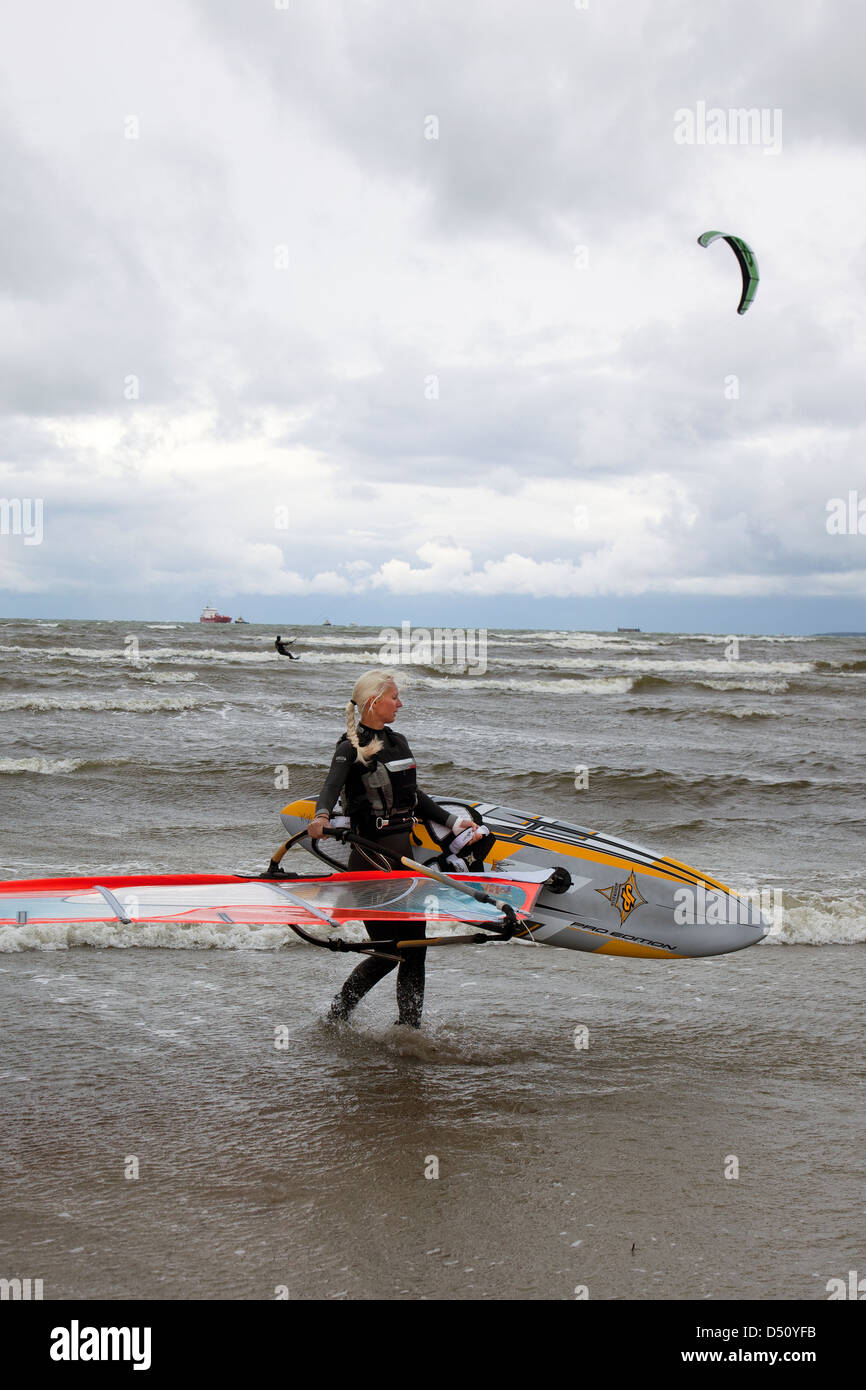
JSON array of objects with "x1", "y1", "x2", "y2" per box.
[{"x1": 1, "y1": 619, "x2": 863, "y2": 1301}]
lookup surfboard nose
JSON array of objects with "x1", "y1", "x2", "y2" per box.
[
  {"x1": 751, "y1": 907, "x2": 772, "y2": 946},
  {"x1": 666, "y1": 883, "x2": 772, "y2": 956},
  {"x1": 716, "y1": 892, "x2": 772, "y2": 952}
]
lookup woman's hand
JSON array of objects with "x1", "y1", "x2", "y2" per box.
[
  {"x1": 451, "y1": 816, "x2": 484, "y2": 843},
  {"x1": 308, "y1": 813, "x2": 329, "y2": 840}
]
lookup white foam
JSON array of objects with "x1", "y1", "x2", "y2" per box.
[
  {"x1": 686, "y1": 633, "x2": 819, "y2": 644},
  {"x1": 275, "y1": 649, "x2": 382, "y2": 664},
  {"x1": 493, "y1": 630, "x2": 645, "y2": 650},
  {"x1": 126, "y1": 671, "x2": 197, "y2": 684},
  {"x1": 0, "y1": 757, "x2": 84, "y2": 775},
  {"x1": 0, "y1": 917, "x2": 374, "y2": 953},
  {"x1": 703, "y1": 706, "x2": 782, "y2": 719},
  {"x1": 569, "y1": 656, "x2": 810, "y2": 676},
  {"x1": 555, "y1": 633, "x2": 659, "y2": 651},
  {"x1": 0, "y1": 695, "x2": 200, "y2": 713},
  {"x1": 30, "y1": 646, "x2": 126, "y2": 661},
  {"x1": 691, "y1": 678, "x2": 790, "y2": 694},
  {"x1": 292, "y1": 633, "x2": 385, "y2": 647},
  {"x1": 496, "y1": 653, "x2": 805, "y2": 677},
  {"x1": 761, "y1": 893, "x2": 866, "y2": 946},
  {"x1": 144, "y1": 646, "x2": 382, "y2": 666},
  {"x1": 408, "y1": 674, "x2": 635, "y2": 695},
  {"x1": 0, "y1": 922, "x2": 305, "y2": 952}
]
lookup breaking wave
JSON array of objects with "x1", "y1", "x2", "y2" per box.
[
  {"x1": 761, "y1": 890, "x2": 866, "y2": 946},
  {"x1": 0, "y1": 695, "x2": 201, "y2": 714},
  {"x1": 0, "y1": 757, "x2": 86, "y2": 775}
]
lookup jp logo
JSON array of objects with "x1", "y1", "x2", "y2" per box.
[{"x1": 596, "y1": 870, "x2": 647, "y2": 924}]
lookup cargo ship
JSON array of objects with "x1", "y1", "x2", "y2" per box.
[{"x1": 200, "y1": 606, "x2": 231, "y2": 624}]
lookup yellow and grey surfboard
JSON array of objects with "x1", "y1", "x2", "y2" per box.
[{"x1": 280, "y1": 797, "x2": 768, "y2": 960}]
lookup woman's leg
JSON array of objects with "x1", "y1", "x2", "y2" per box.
[
  {"x1": 328, "y1": 832, "x2": 427, "y2": 1024},
  {"x1": 395, "y1": 940, "x2": 427, "y2": 1027},
  {"x1": 328, "y1": 952, "x2": 397, "y2": 1020}
]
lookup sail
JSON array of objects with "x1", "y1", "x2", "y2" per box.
[{"x1": 0, "y1": 871, "x2": 544, "y2": 929}]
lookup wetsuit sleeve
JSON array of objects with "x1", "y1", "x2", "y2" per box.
[
  {"x1": 315, "y1": 740, "x2": 354, "y2": 816},
  {"x1": 415, "y1": 787, "x2": 457, "y2": 828}
]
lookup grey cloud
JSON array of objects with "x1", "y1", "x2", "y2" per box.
[
  {"x1": 0, "y1": 105, "x2": 282, "y2": 417},
  {"x1": 191, "y1": 0, "x2": 866, "y2": 244}
]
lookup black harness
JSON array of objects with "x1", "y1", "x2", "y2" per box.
[{"x1": 341, "y1": 732, "x2": 419, "y2": 836}]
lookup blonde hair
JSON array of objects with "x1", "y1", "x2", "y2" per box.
[{"x1": 345, "y1": 669, "x2": 397, "y2": 762}]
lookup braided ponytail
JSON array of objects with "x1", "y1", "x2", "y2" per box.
[{"x1": 345, "y1": 669, "x2": 396, "y2": 762}]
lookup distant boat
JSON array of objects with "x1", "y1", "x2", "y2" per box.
[
  {"x1": 322, "y1": 618, "x2": 332, "y2": 626},
  {"x1": 234, "y1": 616, "x2": 249, "y2": 624},
  {"x1": 617, "y1": 627, "x2": 641, "y2": 633},
  {"x1": 200, "y1": 606, "x2": 231, "y2": 624}
]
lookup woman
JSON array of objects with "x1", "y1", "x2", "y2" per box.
[{"x1": 309, "y1": 669, "x2": 481, "y2": 1028}]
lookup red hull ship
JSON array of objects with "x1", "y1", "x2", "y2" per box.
[{"x1": 200, "y1": 606, "x2": 231, "y2": 624}]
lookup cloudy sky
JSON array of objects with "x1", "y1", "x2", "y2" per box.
[{"x1": 1, "y1": 0, "x2": 864, "y2": 632}]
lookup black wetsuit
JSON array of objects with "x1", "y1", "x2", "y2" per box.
[
  {"x1": 316, "y1": 724, "x2": 456, "y2": 1027},
  {"x1": 275, "y1": 637, "x2": 299, "y2": 659}
]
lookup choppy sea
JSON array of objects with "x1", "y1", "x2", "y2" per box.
[{"x1": 1, "y1": 620, "x2": 863, "y2": 1300}]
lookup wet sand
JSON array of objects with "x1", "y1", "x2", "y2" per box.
[{"x1": 1, "y1": 941, "x2": 861, "y2": 1300}]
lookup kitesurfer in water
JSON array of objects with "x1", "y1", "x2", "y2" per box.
[
  {"x1": 275, "y1": 634, "x2": 300, "y2": 659},
  {"x1": 309, "y1": 669, "x2": 481, "y2": 1028}
]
